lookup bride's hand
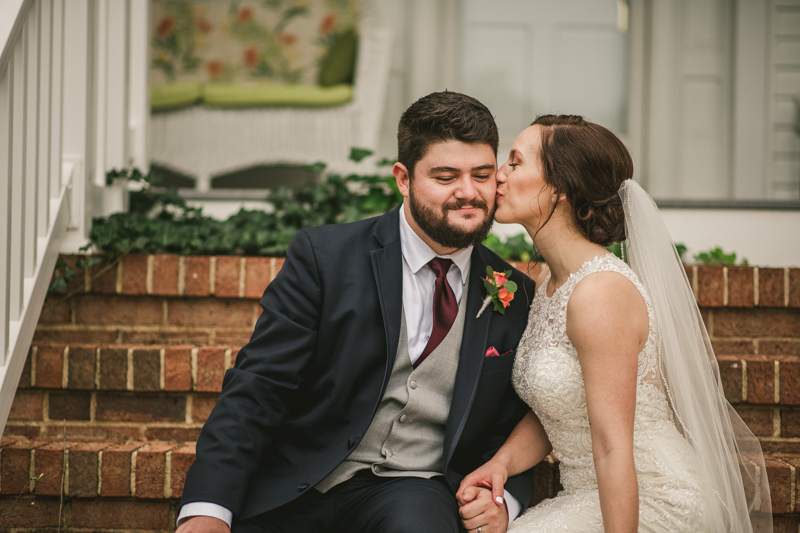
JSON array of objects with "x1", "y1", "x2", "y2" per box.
[{"x1": 456, "y1": 460, "x2": 509, "y2": 507}]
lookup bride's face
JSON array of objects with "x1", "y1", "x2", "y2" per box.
[{"x1": 495, "y1": 125, "x2": 555, "y2": 227}]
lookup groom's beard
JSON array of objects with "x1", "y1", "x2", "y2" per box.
[{"x1": 408, "y1": 190, "x2": 495, "y2": 250}]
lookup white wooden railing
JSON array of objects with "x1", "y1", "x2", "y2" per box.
[
  {"x1": 0, "y1": 0, "x2": 149, "y2": 436},
  {"x1": 0, "y1": 0, "x2": 72, "y2": 435}
]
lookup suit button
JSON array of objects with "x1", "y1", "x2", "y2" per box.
[
  {"x1": 409, "y1": 380, "x2": 417, "y2": 389},
  {"x1": 298, "y1": 483, "x2": 309, "y2": 491},
  {"x1": 399, "y1": 414, "x2": 408, "y2": 423}
]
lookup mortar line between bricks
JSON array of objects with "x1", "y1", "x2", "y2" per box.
[
  {"x1": 786, "y1": 268, "x2": 791, "y2": 308},
  {"x1": 691, "y1": 266, "x2": 698, "y2": 301},
  {"x1": 31, "y1": 346, "x2": 38, "y2": 386},
  {"x1": 187, "y1": 393, "x2": 194, "y2": 423},
  {"x1": 94, "y1": 347, "x2": 101, "y2": 389},
  {"x1": 29, "y1": 449, "x2": 36, "y2": 492},
  {"x1": 742, "y1": 359, "x2": 748, "y2": 402},
  {"x1": 754, "y1": 267, "x2": 760, "y2": 307},
  {"x1": 238, "y1": 257, "x2": 246, "y2": 297},
  {"x1": 90, "y1": 391, "x2": 97, "y2": 421},
  {"x1": 191, "y1": 348, "x2": 198, "y2": 392},
  {"x1": 160, "y1": 348, "x2": 166, "y2": 390},
  {"x1": 224, "y1": 348, "x2": 232, "y2": 371},
  {"x1": 64, "y1": 447, "x2": 70, "y2": 496},
  {"x1": 209, "y1": 256, "x2": 217, "y2": 295},
  {"x1": 790, "y1": 462, "x2": 796, "y2": 512},
  {"x1": 62, "y1": 346, "x2": 69, "y2": 388},
  {"x1": 270, "y1": 257, "x2": 276, "y2": 280},
  {"x1": 723, "y1": 267, "x2": 729, "y2": 306},
  {"x1": 131, "y1": 449, "x2": 138, "y2": 496},
  {"x1": 774, "y1": 407, "x2": 781, "y2": 438},
  {"x1": 97, "y1": 449, "x2": 103, "y2": 496},
  {"x1": 43, "y1": 391, "x2": 50, "y2": 422},
  {"x1": 178, "y1": 257, "x2": 186, "y2": 296},
  {"x1": 162, "y1": 299, "x2": 169, "y2": 326},
  {"x1": 165, "y1": 450, "x2": 173, "y2": 499},
  {"x1": 115, "y1": 260, "x2": 123, "y2": 294},
  {"x1": 775, "y1": 361, "x2": 781, "y2": 404},
  {"x1": 125, "y1": 348, "x2": 133, "y2": 390},
  {"x1": 146, "y1": 255, "x2": 154, "y2": 295}
]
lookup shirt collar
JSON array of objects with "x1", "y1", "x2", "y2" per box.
[{"x1": 399, "y1": 204, "x2": 472, "y2": 285}]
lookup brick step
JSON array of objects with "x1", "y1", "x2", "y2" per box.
[
  {"x1": 5, "y1": 343, "x2": 800, "y2": 453},
  {"x1": 15, "y1": 343, "x2": 800, "y2": 397},
  {"x1": 51, "y1": 255, "x2": 800, "y2": 308},
  {"x1": 0, "y1": 436, "x2": 796, "y2": 531}
]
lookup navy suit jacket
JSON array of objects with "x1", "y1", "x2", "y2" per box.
[{"x1": 180, "y1": 207, "x2": 537, "y2": 521}]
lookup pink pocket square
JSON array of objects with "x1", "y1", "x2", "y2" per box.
[{"x1": 485, "y1": 347, "x2": 513, "y2": 357}]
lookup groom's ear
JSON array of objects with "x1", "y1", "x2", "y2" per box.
[{"x1": 393, "y1": 162, "x2": 411, "y2": 199}]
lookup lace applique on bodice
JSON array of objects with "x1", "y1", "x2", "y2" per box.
[{"x1": 510, "y1": 254, "x2": 705, "y2": 533}]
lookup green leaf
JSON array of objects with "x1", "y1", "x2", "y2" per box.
[
  {"x1": 503, "y1": 280, "x2": 517, "y2": 293},
  {"x1": 483, "y1": 279, "x2": 497, "y2": 295},
  {"x1": 349, "y1": 147, "x2": 373, "y2": 162},
  {"x1": 485, "y1": 265, "x2": 494, "y2": 278},
  {"x1": 504, "y1": 270, "x2": 511, "y2": 278},
  {"x1": 50, "y1": 277, "x2": 68, "y2": 292}
]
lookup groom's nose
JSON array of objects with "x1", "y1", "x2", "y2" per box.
[{"x1": 454, "y1": 175, "x2": 479, "y2": 199}]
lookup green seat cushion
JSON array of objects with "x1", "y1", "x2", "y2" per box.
[
  {"x1": 202, "y1": 83, "x2": 353, "y2": 107},
  {"x1": 318, "y1": 30, "x2": 358, "y2": 87},
  {"x1": 150, "y1": 82, "x2": 204, "y2": 111}
]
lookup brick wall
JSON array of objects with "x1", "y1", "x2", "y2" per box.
[{"x1": 1, "y1": 255, "x2": 798, "y2": 531}]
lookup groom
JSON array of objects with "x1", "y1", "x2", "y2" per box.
[{"x1": 177, "y1": 91, "x2": 536, "y2": 533}]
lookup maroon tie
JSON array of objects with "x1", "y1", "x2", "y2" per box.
[{"x1": 414, "y1": 258, "x2": 458, "y2": 369}]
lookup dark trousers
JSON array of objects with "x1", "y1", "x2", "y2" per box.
[{"x1": 232, "y1": 471, "x2": 461, "y2": 533}]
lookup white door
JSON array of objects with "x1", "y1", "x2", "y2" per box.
[{"x1": 460, "y1": 0, "x2": 629, "y2": 157}]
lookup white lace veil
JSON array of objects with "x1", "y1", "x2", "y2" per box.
[{"x1": 618, "y1": 179, "x2": 772, "y2": 533}]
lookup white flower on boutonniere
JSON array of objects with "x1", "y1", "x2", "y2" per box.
[{"x1": 476, "y1": 266, "x2": 518, "y2": 318}]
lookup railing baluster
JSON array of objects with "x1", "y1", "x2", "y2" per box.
[
  {"x1": 9, "y1": 29, "x2": 26, "y2": 322},
  {"x1": 0, "y1": 61, "x2": 13, "y2": 364},
  {"x1": 23, "y1": 1, "x2": 38, "y2": 277},
  {"x1": 50, "y1": 0, "x2": 63, "y2": 197},
  {"x1": 37, "y1": 0, "x2": 51, "y2": 236}
]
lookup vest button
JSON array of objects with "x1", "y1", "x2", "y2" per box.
[
  {"x1": 298, "y1": 483, "x2": 309, "y2": 491},
  {"x1": 399, "y1": 414, "x2": 408, "y2": 423},
  {"x1": 383, "y1": 447, "x2": 393, "y2": 457},
  {"x1": 409, "y1": 380, "x2": 417, "y2": 389}
]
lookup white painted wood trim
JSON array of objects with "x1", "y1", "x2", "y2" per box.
[{"x1": 0, "y1": 162, "x2": 72, "y2": 436}]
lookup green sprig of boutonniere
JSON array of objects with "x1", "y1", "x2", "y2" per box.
[{"x1": 476, "y1": 266, "x2": 518, "y2": 318}]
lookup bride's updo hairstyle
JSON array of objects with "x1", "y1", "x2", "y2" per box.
[{"x1": 532, "y1": 115, "x2": 633, "y2": 246}]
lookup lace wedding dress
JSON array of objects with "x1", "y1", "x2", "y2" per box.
[{"x1": 510, "y1": 253, "x2": 708, "y2": 532}]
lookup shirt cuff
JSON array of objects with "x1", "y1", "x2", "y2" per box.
[
  {"x1": 504, "y1": 489, "x2": 522, "y2": 522},
  {"x1": 177, "y1": 502, "x2": 233, "y2": 528}
]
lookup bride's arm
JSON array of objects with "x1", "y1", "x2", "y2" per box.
[
  {"x1": 567, "y1": 272, "x2": 648, "y2": 533},
  {"x1": 456, "y1": 411, "x2": 552, "y2": 505}
]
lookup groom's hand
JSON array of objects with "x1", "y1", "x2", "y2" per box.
[
  {"x1": 175, "y1": 516, "x2": 230, "y2": 533},
  {"x1": 458, "y1": 486, "x2": 509, "y2": 533}
]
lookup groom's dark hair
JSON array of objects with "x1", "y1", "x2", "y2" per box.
[{"x1": 397, "y1": 91, "x2": 498, "y2": 178}]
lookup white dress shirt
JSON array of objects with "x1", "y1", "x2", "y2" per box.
[{"x1": 178, "y1": 206, "x2": 520, "y2": 526}]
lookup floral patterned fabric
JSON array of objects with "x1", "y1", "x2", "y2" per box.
[{"x1": 150, "y1": 0, "x2": 359, "y2": 88}]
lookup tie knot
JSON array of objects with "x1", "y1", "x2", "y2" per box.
[{"x1": 428, "y1": 257, "x2": 453, "y2": 279}]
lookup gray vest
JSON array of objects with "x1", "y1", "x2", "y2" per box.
[{"x1": 316, "y1": 280, "x2": 469, "y2": 492}]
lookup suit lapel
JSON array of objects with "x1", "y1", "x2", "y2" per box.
[
  {"x1": 443, "y1": 246, "x2": 493, "y2": 462},
  {"x1": 370, "y1": 208, "x2": 403, "y2": 379}
]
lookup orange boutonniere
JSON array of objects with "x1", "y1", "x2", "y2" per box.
[{"x1": 476, "y1": 266, "x2": 518, "y2": 318}]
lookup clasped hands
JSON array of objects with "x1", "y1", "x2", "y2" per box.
[{"x1": 456, "y1": 460, "x2": 510, "y2": 533}]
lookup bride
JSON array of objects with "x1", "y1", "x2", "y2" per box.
[{"x1": 457, "y1": 115, "x2": 771, "y2": 532}]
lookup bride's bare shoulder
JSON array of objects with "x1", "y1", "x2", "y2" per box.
[{"x1": 566, "y1": 271, "x2": 649, "y2": 348}]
